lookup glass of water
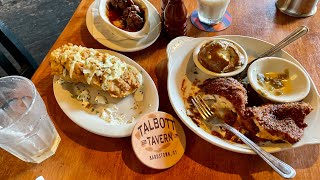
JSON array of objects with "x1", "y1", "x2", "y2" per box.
[
  {"x1": 197, "y1": 0, "x2": 230, "y2": 25},
  {"x1": 0, "y1": 76, "x2": 60, "y2": 163}
]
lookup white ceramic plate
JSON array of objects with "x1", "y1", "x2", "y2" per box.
[
  {"x1": 167, "y1": 36, "x2": 320, "y2": 154},
  {"x1": 53, "y1": 49, "x2": 159, "y2": 138},
  {"x1": 86, "y1": 0, "x2": 161, "y2": 52}
]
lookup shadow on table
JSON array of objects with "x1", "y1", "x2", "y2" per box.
[
  {"x1": 272, "y1": 7, "x2": 301, "y2": 25},
  {"x1": 121, "y1": 146, "x2": 167, "y2": 174},
  {"x1": 120, "y1": 60, "x2": 172, "y2": 175},
  {"x1": 120, "y1": 36, "x2": 174, "y2": 175},
  {"x1": 260, "y1": 1, "x2": 301, "y2": 25},
  {"x1": 0, "y1": 149, "x2": 36, "y2": 179}
]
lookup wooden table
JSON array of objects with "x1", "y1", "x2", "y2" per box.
[{"x1": 1, "y1": 0, "x2": 320, "y2": 179}]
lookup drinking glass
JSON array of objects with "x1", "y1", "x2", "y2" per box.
[
  {"x1": 197, "y1": 0, "x2": 230, "y2": 25},
  {"x1": 0, "y1": 76, "x2": 60, "y2": 163}
]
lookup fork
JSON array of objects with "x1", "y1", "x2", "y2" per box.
[{"x1": 191, "y1": 95, "x2": 296, "y2": 179}]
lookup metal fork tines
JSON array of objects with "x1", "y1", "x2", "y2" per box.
[
  {"x1": 191, "y1": 95, "x2": 214, "y2": 120},
  {"x1": 190, "y1": 94, "x2": 296, "y2": 179}
]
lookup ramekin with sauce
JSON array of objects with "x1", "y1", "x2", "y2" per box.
[
  {"x1": 193, "y1": 38, "x2": 248, "y2": 77},
  {"x1": 247, "y1": 57, "x2": 310, "y2": 103}
]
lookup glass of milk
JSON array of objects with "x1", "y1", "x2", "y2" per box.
[{"x1": 197, "y1": 0, "x2": 230, "y2": 25}]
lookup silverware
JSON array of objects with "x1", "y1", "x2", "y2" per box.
[
  {"x1": 236, "y1": 25, "x2": 309, "y2": 81},
  {"x1": 191, "y1": 95, "x2": 296, "y2": 179}
]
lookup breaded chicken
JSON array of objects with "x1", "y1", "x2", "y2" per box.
[
  {"x1": 198, "y1": 78, "x2": 252, "y2": 141},
  {"x1": 200, "y1": 77, "x2": 248, "y2": 116},
  {"x1": 50, "y1": 44, "x2": 142, "y2": 98},
  {"x1": 244, "y1": 102, "x2": 313, "y2": 144},
  {"x1": 195, "y1": 77, "x2": 313, "y2": 144}
]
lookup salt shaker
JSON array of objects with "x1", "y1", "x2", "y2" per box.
[{"x1": 164, "y1": 0, "x2": 187, "y2": 39}]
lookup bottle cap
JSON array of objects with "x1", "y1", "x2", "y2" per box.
[{"x1": 131, "y1": 111, "x2": 186, "y2": 169}]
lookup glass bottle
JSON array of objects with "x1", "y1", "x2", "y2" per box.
[
  {"x1": 164, "y1": 0, "x2": 187, "y2": 39},
  {"x1": 161, "y1": 0, "x2": 169, "y2": 21}
]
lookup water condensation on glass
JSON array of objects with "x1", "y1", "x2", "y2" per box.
[{"x1": 0, "y1": 76, "x2": 60, "y2": 163}]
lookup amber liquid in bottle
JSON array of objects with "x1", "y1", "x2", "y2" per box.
[
  {"x1": 161, "y1": 0, "x2": 168, "y2": 21},
  {"x1": 164, "y1": 0, "x2": 187, "y2": 39}
]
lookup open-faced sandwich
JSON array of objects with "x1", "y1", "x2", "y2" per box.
[{"x1": 50, "y1": 43, "x2": 142, "y2": 98}]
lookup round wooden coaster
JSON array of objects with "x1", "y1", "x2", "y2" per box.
[
  {"x1": 131, "y1": 111, "x2": 186, "y2": 169},
  {"x1": 190, "y1": 10, "x2": 232, "y2": 32}
]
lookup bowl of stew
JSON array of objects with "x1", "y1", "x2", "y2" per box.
[{"x1": 99, "y1": 0, "x2": 150, "y2": 40}]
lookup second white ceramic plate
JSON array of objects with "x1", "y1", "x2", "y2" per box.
[
  {"x1": 86, "y1": 0, "x2": 161, "y2": 52},
  {"x1": 53, "y1": 49, "x2": 159, "y2": 137},
  {"x1": 167, "y1": 36, "x2": 320, "y2": 154}
]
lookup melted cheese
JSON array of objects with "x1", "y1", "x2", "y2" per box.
[
  {"x1": 51, "y1": 44, "x2": 127, "y2": 85},
  {"x1": 252, "y1": 118, "x2": 282, "y2": 141}
]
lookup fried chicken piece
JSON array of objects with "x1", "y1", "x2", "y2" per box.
[
  {"x1": 198, "y1": 78, "x2": 313, "y2": 144},
  {"x1": 200, "y1": 77, "x2": 248, "y2": 116},
  {"x1": 50, "y1": 44, "x2": 142, "y2": 98},
  {"x1": 244, "y1": 102, "x2": 313, "y2": 144},
  {"x1": 199, "y1": 78, "x2": 256, "y2": 140}
]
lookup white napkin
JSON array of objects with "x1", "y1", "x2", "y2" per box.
[{"x1": 91, "y1": 0, "x2": 128, "y2": 41}]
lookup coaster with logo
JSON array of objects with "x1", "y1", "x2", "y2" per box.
[
  {"x1": 190, "y1": 10, "x2": 232, "y2": 32},
  {"x1": 132, "y1": 111, "x2": 186, "y2": 169}
]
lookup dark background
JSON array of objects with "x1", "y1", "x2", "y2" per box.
[{"x1": 0, "y1": 0, "x2": 81, "y2": 67}]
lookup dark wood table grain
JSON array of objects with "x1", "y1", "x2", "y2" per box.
[{"x1": 1, "y1": 0, "x2": 319, "y2": 179}]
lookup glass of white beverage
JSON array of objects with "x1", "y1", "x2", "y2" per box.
[
  {"x1": 0, "y1": 76, "x2": 60, "y2": 163},
  {"x1": 197, "y1": 0, "x2": 230, "y2": 25}
]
